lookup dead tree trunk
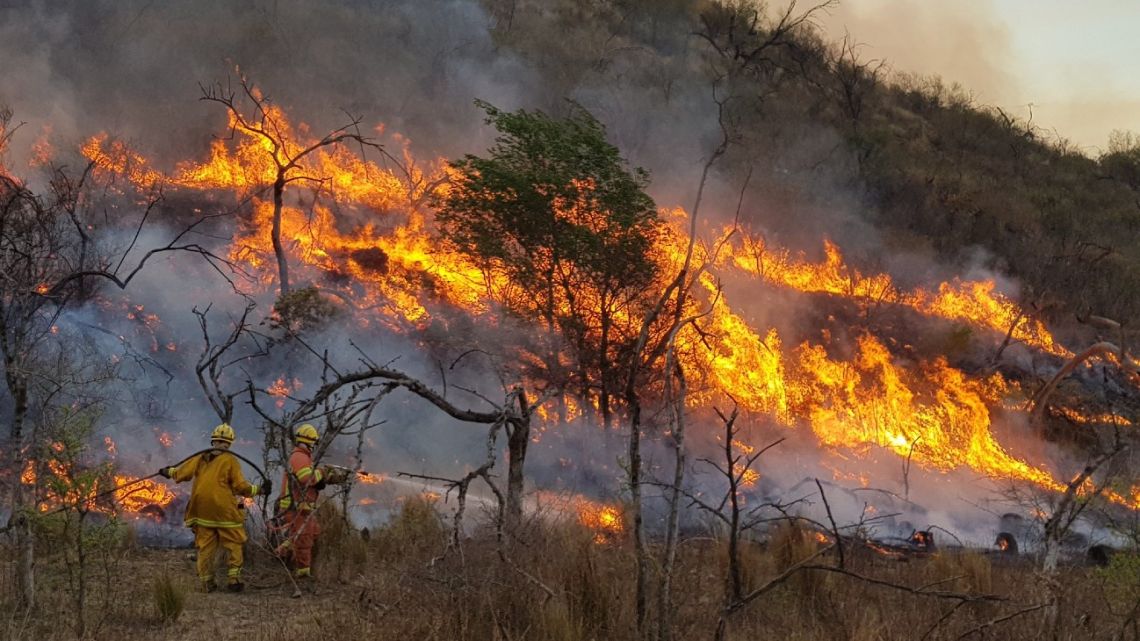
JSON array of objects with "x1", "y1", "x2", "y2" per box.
[
  {"x1": 271, "y1": 173, "x2": 289, "y2": 295},
  {"x1": 624, "y1": 383, "x2": 649, "y2": 635},
  {"x1": 1031, "y1": 341, "x2": 1138, "y2": 422},
  {"x1": 505, "y1": 390, "x2": 531, "y2": 528},
  {"x1": 657, "y1": 357, "x2": 687, "y2": 641},
  {"x1": 1039, "y1": 445, "x2": 1124, "y2": 638},
  {"x1": 6, "y1": 363, "x2": 35, "y2": 609}
]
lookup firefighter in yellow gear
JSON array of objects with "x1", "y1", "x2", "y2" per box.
[{"x1": 159, "y1": 423, "x2": 271, "y2": 592}]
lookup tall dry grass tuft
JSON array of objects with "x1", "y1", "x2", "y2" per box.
[
  {"x1": 314, "y1": 501, "x2": 368, "y2": 579},
  {"x1": 368, "y1": 495, "x2": 447, "y2": 562},
  {"x1": 152, "y1": 572, "x2": 185, "y2": 624},
  {"x1": 928, "y1": 551, "x2": 992, "y2": 594},
  {"x1": 766, "y1": 520, "x2": 823, "y2": 598},
  {"x1": 546, "y1": 518, "x2": 626, "y2": 639}
]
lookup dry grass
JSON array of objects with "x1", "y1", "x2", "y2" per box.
[
  {"x1": 0, "y1": 508, "x2": 1126, "y2": 640},
  {"x1": 152, "y1": 572, "x2": 185, "y2": 624}
]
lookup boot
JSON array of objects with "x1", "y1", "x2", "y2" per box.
[
  {"x1": 202, "y1": 578, "x2": 218, "y2": 593},
  {"x1": 227, "y1": 580, "x2": 245, "y2": 593},
  {"x1": 291, "y1": 570, "x2": 316, "y2": 597}
]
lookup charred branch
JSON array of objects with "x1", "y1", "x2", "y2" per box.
[{"x1": 200, "y1": 74, "x2": 388, "y2": 296}]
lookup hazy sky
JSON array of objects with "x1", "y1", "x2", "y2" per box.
[{"x1": 818, "y1": 0, "x2": 1140, "y2": 153}]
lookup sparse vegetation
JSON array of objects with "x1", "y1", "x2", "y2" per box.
[{"x1": 1, "y1": 508, "x2": 1131, "y2": 640}]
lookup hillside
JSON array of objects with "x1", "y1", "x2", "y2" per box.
[
  {"x1": 486, "y1": 0, "x2": 1140, "y2": 330},
  {"x1": 1, "y1": 2, "x2": 1139, "y2": 640}
]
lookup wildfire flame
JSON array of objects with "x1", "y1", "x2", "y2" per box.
[
  {"x1": 574, "y1": 497, "x2": 625, "y2": 543},
  {"x1": 20, "y1": 454, "x2": 175, "y2": 518},
  {"x1": 113, "y1": 476, "x2": 176, "y2": 515},
  {"x1": 720, "y1": 234, "x2": 1070, "y2": 357},
  {"x1": 77, "y1": 104, "x2": 1131, "y2": 508},
  {"x1": 356, "y1": 471, "x2": 384, "y2": 484}
]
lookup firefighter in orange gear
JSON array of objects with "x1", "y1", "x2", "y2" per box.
[
  {"x1": 274, "y1": 423, "x2": 325, "y2": 584},
  {"x1": 159, "y1": 423, "x2": 270, "y2": 592}
]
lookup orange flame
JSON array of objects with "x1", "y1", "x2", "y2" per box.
[
  {"x1": 80, "y1": 105, "x2": 1129, "y2": 508},
  {"x1": 721, "y1": 234, "x2": 1070, "y2": 357}
]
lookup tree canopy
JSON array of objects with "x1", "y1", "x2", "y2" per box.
[{"x1": 436, "y1": 101, "x2": 662, "y2": 425}]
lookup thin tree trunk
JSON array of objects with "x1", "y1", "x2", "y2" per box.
[
  {"x1": 657, "y1": 359, "x2": 687, "y2": 641},
  {"x1": 75, "y1": 510, "x2": 88, "y2": 639},
  {"x1": 600, "y1": 303, "x2": 612, "y2": 430},
  {"x1": 9, "y1": 376, "x2": 35, "y2": 610},
  {"x1": 504, "y1": 392, "x2": 530, "y2": 529},
  {"x1": 271, "y1": 173, "x2": 290, "y2": 296},
  {"x1": 625, "y1": 388, "x2": 649, "y2": 636}
]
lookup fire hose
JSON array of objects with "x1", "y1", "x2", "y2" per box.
[{"x1": 3, "y1": 447, "x2": 271, "y2": 531}]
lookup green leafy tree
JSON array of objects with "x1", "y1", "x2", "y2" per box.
[{"x1": 436, "y1": 101, "x2": 661, "y2": 427}]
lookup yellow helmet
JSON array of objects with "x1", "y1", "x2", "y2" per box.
[
  {"x1": 211, "y1": 422, "x2": 236, "y2": 444},
  {"x1": 295, "y1": 423, "x2": 319, "y2": 445}
]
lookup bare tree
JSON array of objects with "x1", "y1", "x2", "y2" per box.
[
  {"x1": 193, "y1": 300, "x2": 267, "y2": 425},
  {"x1": 247, "y1": 353, "x2": 550, "y2": 529},
  {"x1": 829, "y1": 32, "x2": 885, "y2": 129},
  {"x1": 0, "y1": 115, "x2": 238, "y2": 609},
  {"x1": 199, "y1": 74, "x2": 386, "y2": 296},
  {"x1": 1030, "y1": 315, "x2": 1140, "y2": 423}
]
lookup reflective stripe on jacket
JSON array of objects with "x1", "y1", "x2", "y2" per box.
[
  {"x1": 169, "y1": 451, "x2": 257, "y2": 528},
  {"x1": 277, "y1": 444, "x2": 323, "y2": 512}
]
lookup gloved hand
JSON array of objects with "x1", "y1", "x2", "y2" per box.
[
  {"x1": 158, "y1": 466, "x2": 172, "y2": 479},
  {"x1": 259, "y1": 479, "x2": 273, "y2": 496}
]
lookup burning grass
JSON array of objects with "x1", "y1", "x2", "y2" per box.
[{"x1": 72, "y1": 102, "x2": 1140, "y2": 512}]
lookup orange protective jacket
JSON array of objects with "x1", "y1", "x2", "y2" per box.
[
  {"x1": 277, "y1": 444, "x2": 324, "y2": 512},
  {"x1": 168, "y1": 451, "x2": 258, "y2": 529}
]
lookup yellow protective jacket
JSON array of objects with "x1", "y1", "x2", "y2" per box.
[{"x1": 168, "y1": 451, "x2": 259, "y2": 529}]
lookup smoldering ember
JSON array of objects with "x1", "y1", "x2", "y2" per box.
[{"x1": 1, "y1": 2, "x2": 1139, "y2": 640}]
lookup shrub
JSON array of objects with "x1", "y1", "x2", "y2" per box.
[
  {"x1": 314, "y1": 501, "x2": 368, "y2": 579},
  {"x1": 369, "y1": 495, "x2": 447, "y2": 561}
]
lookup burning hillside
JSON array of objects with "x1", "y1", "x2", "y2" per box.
[
  {"x1": 6, "y1": 4, "x2": 1140, "y2": 640},
  {"x1": 66, "y1": 96, "x2": 1138, "y2": 523}
]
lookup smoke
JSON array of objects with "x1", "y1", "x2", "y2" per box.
[
  {"x1": 817, "y1": 0, "x2": 1019, "y2": 105},
  {"x1": 0, "y1": 0, "x2": 1107, "y2": 547},
  {"x1": 815, "y1": 0, "x2": 1140, "y2": 151},
  {"x1": 0, "y1": 0, "x2": 537, "y2": 166}
]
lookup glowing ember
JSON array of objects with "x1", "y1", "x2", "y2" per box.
[{"x1": 267, "y1": 376, "x2": 302, "y2": 409}]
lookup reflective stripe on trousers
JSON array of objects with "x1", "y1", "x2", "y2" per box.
[{"x1": 194, "y1": 525, "x2": 246, "y2": 583}]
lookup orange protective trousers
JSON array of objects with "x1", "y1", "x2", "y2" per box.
[
  {"x1": 279, "y1": 510, "x2": 320, "y2": 573},
  {"x1": 194, "y1": 525, "x2": 247, "y2": 584}
]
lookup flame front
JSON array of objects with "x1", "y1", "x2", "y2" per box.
[
  {"x1": 79, "y1": 103, "x2": 1111, "y2": 506},
  {"x1": 721, "y1": 234, "x2": 1069, "y2": 357}
]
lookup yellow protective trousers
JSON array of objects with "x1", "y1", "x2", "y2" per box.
[{"x1": 194, "y1": 525, "x2": 248, "y2": 584}]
